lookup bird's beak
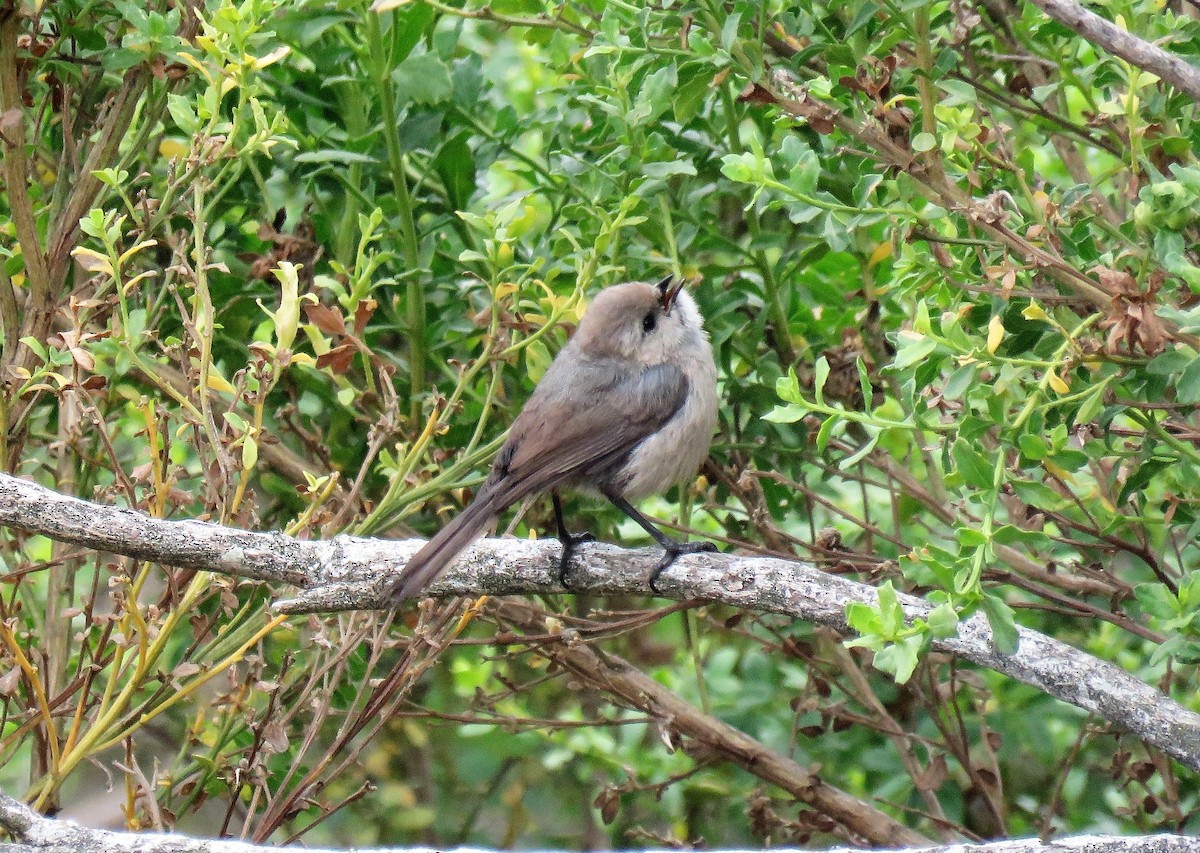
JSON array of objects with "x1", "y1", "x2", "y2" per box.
[{"x1": 656, "y1": 275, "x2": 685, "y2": 314}]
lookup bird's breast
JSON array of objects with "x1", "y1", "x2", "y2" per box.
[{"x1": 614, "y1": 352, "x2": 718, "y2": 501}]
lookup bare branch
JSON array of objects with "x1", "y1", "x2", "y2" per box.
[
  {"x1": 488, "y1": 598, "x2": 929, "y2": 847},
  {"x1": 2, "y1": 473, "x2": 1199, "y2": 772},
  {"x1": 0, "y1": 789, "x2": 1197, "y2": 853},
  {"x1": 1026, "y1": 0, "x2": 1200, "y2": 102}
]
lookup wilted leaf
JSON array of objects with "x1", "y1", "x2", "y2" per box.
[
  {"x1": 316, "y1": 342, "x2": 356, "y2": 374},
  {"x1": 986, "y1": 314, "x2": 1004, "y2": 354},
  {"x1": 353, "y1": 298, "x2": 377, "y2": 335},
  {"x1": 1095, "y1": 266, "x2": 1170, "y2": 355},
  {"x1": 0, "y1": 667, "x2": 21, "y2": 697},
  {"x1": 305, "y1": 303, "x2": 347, "y2": 336}
]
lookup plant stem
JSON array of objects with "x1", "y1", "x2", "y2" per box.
[{"x1": 366, "y1": 11, "x2": 425, "y2": 422}]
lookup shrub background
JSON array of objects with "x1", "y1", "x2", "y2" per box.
[{"x1": 1, "y1": 0, "x2": 1199, "y2": 845}]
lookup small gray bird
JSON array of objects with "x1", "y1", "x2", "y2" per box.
[{"x1": 387, "y1": 276, "x2": 719, "y2": 602}]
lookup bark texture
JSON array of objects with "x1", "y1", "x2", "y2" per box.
[{"x1": 2, "y1": 473, "x2": 1198, "y2": 772}]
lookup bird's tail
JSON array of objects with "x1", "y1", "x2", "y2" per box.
[{"x1": 387, "y1": 494, "x2": 499, "y2": 603}]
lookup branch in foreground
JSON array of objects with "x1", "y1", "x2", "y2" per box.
[
  {"x1": 2, "y1": 473, "x2": 1199, "y2": 772},
  {"x1": 1026, "y1": 0, "x2": 1200, "y2": 103},
  {"x1": 0, "y1": 790, "x2": 1197, "y2": 853}
]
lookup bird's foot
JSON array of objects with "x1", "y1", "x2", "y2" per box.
[
  {"x1": 557, "y1": 531, "x2": 596, "y2": 588},
  {"x1": 649, "y1": 541, "x2": 718, "y2": 593}
]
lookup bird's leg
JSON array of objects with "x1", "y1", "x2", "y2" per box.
[
  {"x1": 604, "y1": 492, "x2": 716, "y2": 593},
  {"x1": 553, "y1": 491, "x2": 594, "y2": 588}
]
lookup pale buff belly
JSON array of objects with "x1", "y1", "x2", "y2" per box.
[{"x1": 612, "y1": 362, "x2": 718, "y2": 501}]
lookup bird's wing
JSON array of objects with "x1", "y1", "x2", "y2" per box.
[
  {"x1": 480, "y1": 358, "x2": 689, "y2": 511},
  {"x1": 386, "y1": 359, "x2": 687, "y2": 603}
]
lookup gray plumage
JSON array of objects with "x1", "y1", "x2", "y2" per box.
[{"x1": 387, "y1": 277, "x2": 718, "y2": 602}]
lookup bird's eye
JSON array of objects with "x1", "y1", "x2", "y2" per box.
[{"x1": 641, "y1": 312, "x2": 657, "y2": 334}]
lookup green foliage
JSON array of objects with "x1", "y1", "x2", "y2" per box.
[{"x1": 3, "y1": 0, "x2": 1200, "y2": 846}]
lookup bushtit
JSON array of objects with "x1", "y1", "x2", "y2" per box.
[{"x1": 387, "y1": 275, "x2": 718, "y2": 602}]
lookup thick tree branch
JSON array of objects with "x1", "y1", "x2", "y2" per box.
[
  {"x1": 1025, "y1": 0, "x2": 1200, "y2": 102},
  {"x1": 2, "y1": 473, "x2": 1199, "y2": 773},
  {"x1": 0, "y1": 790, "x2": 1197, "y2": 853}
]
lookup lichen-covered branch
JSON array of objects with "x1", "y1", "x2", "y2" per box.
[
  {"x1": 1026, "y1": 0, "x2": 1200, "y2": 102},
  {"x1": 2, "y1": 472, "x2": 1199, "y2": 772},
  {"x1": 0, "y1": 789, "x2": 1196, "y2": 853}
]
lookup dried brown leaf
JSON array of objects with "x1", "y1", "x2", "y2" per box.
[
  {"x1": 737, "y1": 81, "x2": 778, "y2": 105},
  {"x1": 0, "y1": 667, "x2": 21, "y2": 697},
  {"x1": 316, "y1": 342, "x2": 356, "y2": 374},
  {"x1": 305, "y1": 303, "x2": 347, "y2": 336},
  {"x1": 1094, "y1": 266, "x2": 1170, "y2": 355},
  {"x1": 353, "y1": 298, "x2": 377, "y2": 335}
]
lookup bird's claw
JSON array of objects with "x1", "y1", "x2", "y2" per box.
[
  {"x1": 557, "y1": 531, "x2": 596, "y2": 589},
  {"x1": 648, "y1": 541, "x2": 718, "y2": 593}
]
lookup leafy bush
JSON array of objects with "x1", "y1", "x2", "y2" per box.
[{"x1": 2, "y1": 0, "x2": 1199, "y2": 845}]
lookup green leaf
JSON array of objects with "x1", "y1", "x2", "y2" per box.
[
  {"x1": 775, "y1": 369, "x2": 801, "y2": 403},
  {"x1": 434, "y1": 131, "x2": 476, "y2": 211},
  {"x1": 720, "y1": 11, "x2": 742, "y2": 50},
  {"x1": 166, "y1": 93, "x2": 198, "y2": 136},
  {"x1": 1076, "y1": 382, "x2": 1106, "y2": 423},
  {"x1": 981, "y1": 594, "x2": 1019, "y2": 654},
  {"x1": 944, "y1": 364, "x2": 975, "y2": 401},
  {"x1": 1048, "y1": 448, "x2": 1088, "y2": 472},
  {"x1": 877, "y1": 581, "x2": 902, "y2": 636},
  {"x1": 19, "y1": 336, "x2": 47, "y2": 360},
  {"x1": 1010, "y1": 479, "x2": 1069, "y2": 511},
  {"x1": 913, "y1": 300, "x2": 932, "y2": 334},
  {"x1": 1177, "y1": 571, "x2": 1200, "y2": 609},
  {"x1": 628, "y1": 64, "x2": 677, "y2": 126},
  {"x1": 1135, "y1": 582, "x2": 1179, "y2": 620},
  {"x1": 294, "y1": 150, "x2": 379, "y2": 165},
  {"x1": 856, "y1": 357, "x2": 872, "y2": 413},
  {"x1": 956, "y1": 527, "x2": 988, "y2": 547},
  {"x1": 720, "y1": 150, "x2": 770, "y2": 184},
  {"x1": 873, "y1": 634, "x2": 924, "y2": 683},
  {"x1": 815, "y1": 413, "x2": 841, "y2": 452},
  {"x1": 846, "y1": 601, "x2": 882, "y2": 636},
  {"x1": 525, "y1": 337, "x2": 552, "y2": 383},
  {"x1": 392, "y1": 53, "x2": 453, "y2": 105},
  {"x1": 393, "y1": 1, "x2": 435, "y2": 63},
  {"x1": 1149, "y1": 634, "x2": 1187, "y2": 667},
  {"x1": 991, "y1": 524, "x2": 1048, "y2": 545},
  {"x1": 782, "y1": 135, "x2": 819, "y2": 195},
  {"x1": 673, "y1": 65, "x2": 713, "y2": 124},
  {"x1": 938, "y1": 78, "x2": 979, "y2": 105},
  {"x1": 839, "y1": 431, "x2": 880, "y2": 469},
  {"x1": 912, "y1": 132, "x2": 937, "y2": 152},
  {"x1": 241, "y1": 435, "x2": 259, "y2": 470},
  {"x1": 762, "y1": 404, "x2": 805, "y2": 424},
  {"x1": 952, "y1": 438, "x2": 994, "y2": 491},
  {"x1": 845, "y1": 1, "x2": 880, "y2": 36},
  {"x1": 1018, "y1": 434, "x2": 1048, "y2": 460},
  {"x1": 927, "y1": 602, "x2": 959, "y2": 638},
  {"x1": 892, "y1": 332, "x2": 937, "y2": 371},
  {"x1": 93, "y1": 168, "x2": 129, "y2": 188},
  {"x1": 1118, "y1": 457, "x2": 1172, "y2": 507},
  {"x1": 642, "y1": 160, "x2": 698, "y2": 179},
  {"x1": 1177, "y1": 353, "x2": 1200, "y2": 404},
  {"x1": 813, "y1": 356, "x2": 830, "y2": 404},
  {"x1": 853, "y1": 174, "x2": 884, "y2": 208}
]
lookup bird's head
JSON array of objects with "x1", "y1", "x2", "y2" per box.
[{"x1": 574, "y1": 276, "x2": 706, "y2": 363}]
